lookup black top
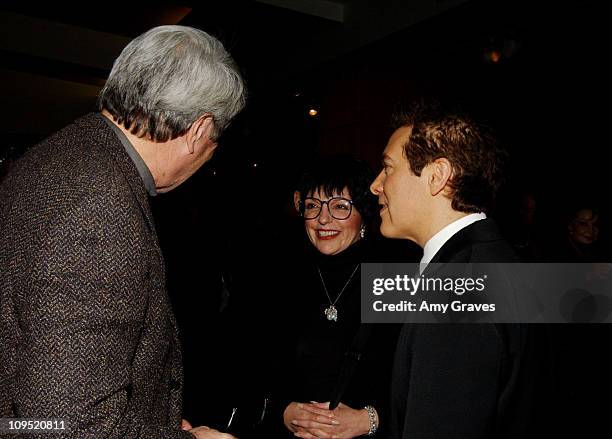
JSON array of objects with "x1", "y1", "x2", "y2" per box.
[
  {"x1": 265, "y1": 240, "x2": 399, "y2": 437},
  {"x1": 292, "y1": 241, "x2": 370, "y2": 403}
]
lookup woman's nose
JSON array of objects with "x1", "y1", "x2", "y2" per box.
[{"x1": 318, "y1": 203, "x2": 333, "y2": 224}]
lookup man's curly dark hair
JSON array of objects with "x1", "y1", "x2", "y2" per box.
[{"x1": 391, "y1": 98, "x2": 507, "y2": 214}]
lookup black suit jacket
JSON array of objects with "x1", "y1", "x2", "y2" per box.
[
  {"x1": 0, "y1": 114, "x2": 191, "y2": 438},
  {"x1": 388, "y1": 219, "x2": 547, "y2": 439}
]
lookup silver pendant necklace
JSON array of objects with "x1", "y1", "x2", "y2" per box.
[{"x1": 317, "y1": 264, "x2": 359, "y2": 322}]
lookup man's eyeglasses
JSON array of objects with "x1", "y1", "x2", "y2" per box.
[{"x1": 300, "y1": 197, "x2": 354, "y2": 220}]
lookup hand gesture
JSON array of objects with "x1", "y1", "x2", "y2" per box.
[{"x1": 284, "y1": 401, "x2": 372, "y2": 439}]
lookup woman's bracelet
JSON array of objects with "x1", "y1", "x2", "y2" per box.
[{"x1": 363, "y1": 405, "x2": 378, "y2": 436}]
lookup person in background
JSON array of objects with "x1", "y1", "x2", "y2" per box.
[
  {"x1": 1, "y1": 25, "x2": 245, "y2": 438},
  {"x1": 557, "y1": 205, "x2": 605, "y2": 262}
]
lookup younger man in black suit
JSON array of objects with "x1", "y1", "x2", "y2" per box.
[{"x1": 370, "y1": 99, "x2": 545, "y2": 438}]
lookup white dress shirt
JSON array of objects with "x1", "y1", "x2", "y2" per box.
[{"x1": 419, "y1": 213, "x2": 487, "y2": 274}]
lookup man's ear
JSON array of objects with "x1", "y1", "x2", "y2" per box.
[
  {"x1": 428, "y1": 158, "x2": 453, "y2": 196},
  {"x1": 293, "y1": 191, "x2": 302, "y2": 213},
  {"x1": 186, "y1": 114, "x2": 215, "y2": 154}
]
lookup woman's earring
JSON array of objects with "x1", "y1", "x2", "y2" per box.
[{"x1": 360, "y1": 226, "x2": 365, "y2": 239}]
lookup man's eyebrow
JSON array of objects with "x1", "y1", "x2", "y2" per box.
[{"x1": 382, "y1": 154, "x2": 393, "y2": 163}]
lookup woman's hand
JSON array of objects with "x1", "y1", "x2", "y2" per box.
[
  {"x1": 291, "y1": 402, "x2": 372, "y2": 439},
  {"x1": 283, "y1": 401, "x2": 339, "y2": 438}
]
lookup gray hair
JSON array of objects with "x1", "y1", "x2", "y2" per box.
[{"x1": 98, "y1": 25, "x2": 246, "y2": 141}]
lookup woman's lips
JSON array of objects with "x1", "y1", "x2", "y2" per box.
[{"x1": 317, "y1": 230, "x2": 340, "y2": 240}]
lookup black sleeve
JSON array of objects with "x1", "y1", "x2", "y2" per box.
[{"x1": 398, "y1": 324, "x2": 503, "y2": 439}]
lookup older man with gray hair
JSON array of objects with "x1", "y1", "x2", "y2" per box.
[{"x1": 0, "y1": 25, "x2": 246, "y2": 438}]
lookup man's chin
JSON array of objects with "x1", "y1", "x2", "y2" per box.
[
  {"x1": 379, "y1": 223, "x2": 399, "y2": 239},
  {"x1": 381, "y1": 225, "x2": 412, "y2": 242}
]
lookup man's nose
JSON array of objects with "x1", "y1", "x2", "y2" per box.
[{"x1": 370, "y1": 171, "x2": 384, "y2": 195}]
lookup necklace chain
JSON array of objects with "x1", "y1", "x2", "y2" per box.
[{"x1": 317, "y1": 264, "x2": 359, "y2": 322}]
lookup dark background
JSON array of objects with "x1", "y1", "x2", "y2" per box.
[
  {"x1": 2, "y1": 0, "x2": 610, "y2": 239},
  {"x1": 1, "y1": 0, "x2": 610, "y2": 436}
]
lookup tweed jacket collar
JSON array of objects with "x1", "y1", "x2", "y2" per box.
[{"x1": 86, "y1": 113, "x2": 157, "y2": 235}]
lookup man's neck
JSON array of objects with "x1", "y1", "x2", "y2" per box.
[
  {"x1": 100, "y1": 110, "x2": 180, "y2": 191},
  {"x1": 420, "y1": 212, "x2": 487, "y2": 268},
  {"x1": 418, "y1": 209, "x2": 469, "y2": 248},
  {"x1": 101, "y1": 110, "x2": 152, "y2": 155}
]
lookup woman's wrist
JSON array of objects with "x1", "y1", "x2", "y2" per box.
[{"x1": 363, "y1": 405, "x2": 379, "y2": 436}]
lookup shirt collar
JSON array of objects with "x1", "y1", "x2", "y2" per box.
[
  {"x1": 101, "y1": 115, "x2": 157, "y2": 197},
  {"x1": 419, "y1": 212, "x2": 487, "y2": 273}
]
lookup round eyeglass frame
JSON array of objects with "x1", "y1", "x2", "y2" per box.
[{"x1": 300, "y1": 196, "x2": 355, "y2": 220}]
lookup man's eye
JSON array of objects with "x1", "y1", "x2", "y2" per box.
[
  {"x1": 334, "y1": 204, "x2": 350, "y2": 210},
  {"x1": 305, "y1": 203, "x2": 317, "y2": 209}
]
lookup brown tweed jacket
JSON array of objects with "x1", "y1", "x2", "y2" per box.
[{"x1": 0, "y1": 113, "x2": 193, "y2": 438}]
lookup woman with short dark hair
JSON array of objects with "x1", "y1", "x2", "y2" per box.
[{"x1": 263, "y1": 155, "x2": 397, "y2": 439}]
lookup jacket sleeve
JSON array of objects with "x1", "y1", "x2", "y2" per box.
[
  {"x1": 398, "y1": 324, "x2": 503, "y2": 439},
  {"x1": 8, "y1": 189, "x2": 193, "y2": 439}
]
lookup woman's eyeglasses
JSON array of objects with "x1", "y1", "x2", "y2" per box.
[{"x1": 301, "y1": 197, "x2": 354, "y2": 220}]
